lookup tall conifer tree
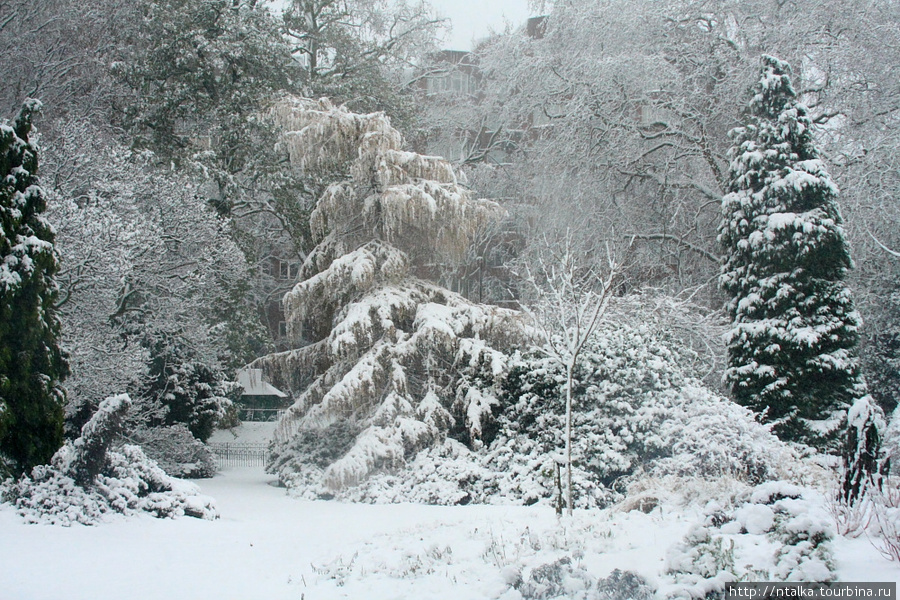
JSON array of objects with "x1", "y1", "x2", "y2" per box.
[
  {"x1": 719, "y1": 56, "x2": 865, "y2": 449},
  {"x1": 0, "y1": 100, "x2": 67, "y2": 476}
]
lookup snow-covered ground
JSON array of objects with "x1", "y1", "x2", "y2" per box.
[
  {"x1": 2, "y1": 459, "x2": 898, "y2": 600},
  {"x1": 208, "y1": 420, "x2": 279, "y2": 444}
]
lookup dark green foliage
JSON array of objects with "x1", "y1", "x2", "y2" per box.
[
  {"x1": 719, "y1": 56, "x2": 866, "y2": 449},
  {"x1": 0, "y1": 101, "x2": 68, "y2": 476},
  {"x1": 137, "y1": 333, "x2": 237, "y2": 443}
]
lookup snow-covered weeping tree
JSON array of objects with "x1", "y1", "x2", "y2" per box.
[
  {"x1": 719, "y1": 56, "x2": 870, "y2": 450},
  {"x1": 255, "y1": 98, "x2": 528, "y2": 491}
]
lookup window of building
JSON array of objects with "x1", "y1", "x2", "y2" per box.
[
  {"x1": 279, "y1": 261, "x2": 300, "y2": 280},
  {"x1": 426, "y1": 70, "x2": 475, "y2": 96}
]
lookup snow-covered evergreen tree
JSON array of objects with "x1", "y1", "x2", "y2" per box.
[
  {"x1": 0, "y1": 101, "x2": 68, "y2": 476},
  {"x1": 255, "y1": 98, "x2": 527, "y2": 491},
  {"x1": 137, "y1": 333, "x2": 238, "y2": 443},
  {"x1": 719, "y1": 56, "x2": 866, "y2": 449}
]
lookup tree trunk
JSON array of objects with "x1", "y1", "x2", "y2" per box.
[{"x1": 565, "y1": 362, "x2": 574, "y2": 516}]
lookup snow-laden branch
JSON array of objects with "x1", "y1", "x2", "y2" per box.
[{"x1": 867, "y1": 229, "x2": 900, "y2": 259}]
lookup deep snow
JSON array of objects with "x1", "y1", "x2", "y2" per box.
[
  {"x1": 2, "y1": 460, "x2": 898, "y2": 600},
  {"x1": 3, "y1": 419, "x2": 899, "y2": 598}
]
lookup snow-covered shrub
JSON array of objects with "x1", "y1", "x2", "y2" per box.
[
  {"x1": 595, "y1": 569, "x2": 655, "y2": 600},
  {"x1": 516, "y1": 556, "x2": 594, "y2": 600},
  {"x1": 130, "y1": 424, "x2": 217, "y2": 478},
  {"x1": 650, "y1": 385, "x2": 802, "y2": 482},
  {"x1": 1, "y1": 395, "x2": 217, "y2": 525},
  {"x1": 487, "y1": 321, "x2": 799, "y2": 508},
  {"x1": 68, "y1": 394, "x2": 130, "y2": 487},
  {"x1": 280, "y1": 319, "x2": 801, "y2": 508},
  {"x1": 663, "y1": 482, "x2": 835, "y2": 598}
]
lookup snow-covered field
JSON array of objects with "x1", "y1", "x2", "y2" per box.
[{"x1": 2, "y1": 459, "x2": 898, "y2": 600}]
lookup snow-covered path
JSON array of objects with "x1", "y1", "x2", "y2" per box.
[
  {"x1": 0, "y1": 467, "x2": 552, "y2": 599},
  {"x1": 2, "y1": 466, "x2": 898, "y2": 600}
]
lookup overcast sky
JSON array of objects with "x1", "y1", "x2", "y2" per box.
[{"x1": 427, "y1": 0, "x2": 533, "y2": 50}]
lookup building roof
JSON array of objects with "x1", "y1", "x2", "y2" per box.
[{"x1": 237, "y1": 368, "x2": 288, "y2": 398}]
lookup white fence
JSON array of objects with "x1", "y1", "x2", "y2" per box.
[{"x1": 208, "y1": 442, "x2": 268, "y2": 468}]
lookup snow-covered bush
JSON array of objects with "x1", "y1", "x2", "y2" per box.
[
  {"x1": 485, "y1": 321, "x2": 800, "y2": 508},
  {"x1": 663, "y1": 482, "x2": 835, "y2": 597},
  {"x1": 1, "y1": 395, "x2": 217, "y2": 525},
  {"x1": 281, "y1": 319, "x2": 801, "y2": 508},
  {"x1": 595, "y1": 570, "x2": 656, "y2": 600},
  {"x1": 130, "y1": 424, "x2": 217, "y2": 478},
  {"x1": 67, "y1": 393, "x2": 131, "y2": 487},
  {"x1": 515, "y1": 556, "x2": 594, "y2": 600}
]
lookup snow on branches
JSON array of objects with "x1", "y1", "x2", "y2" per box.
[
  {"x1": 257, "y1": 98, "x2": 527, "y2": 491},
  {"x1": 719, "y1": 56, "x2": 867, "y2": 450},
  {"x1": 271, "y1": 97, "x2": 504, "y2": 267}
]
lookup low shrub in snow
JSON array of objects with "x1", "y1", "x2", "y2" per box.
[
  {"x1": 496, "y1": 322, "x2": 802, "y2": 505},
  {"x1": 663, "y1": 481, "x2": 835, "y2": 598},
  {"x1": 0, "y1": 395, "x2": 217, "y2": 525},
  {"x1": 304, "y1": 504, "x2": 666, "y2": 600},
  {"x1": 130, "y1": 424, "x2": 217, "y2": 478},
  {"x1": 281, "y1": 321, "x2": 802, "y2": 508}
]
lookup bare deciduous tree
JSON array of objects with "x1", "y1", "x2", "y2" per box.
[{"x1": 517, "y1": 231, "x2": 622, "y2": 515}]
